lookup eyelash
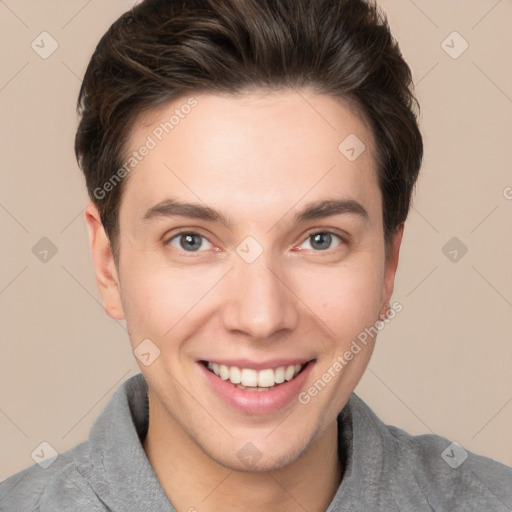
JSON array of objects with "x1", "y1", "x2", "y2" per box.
[
  {"x1": 165, "y1": 230, "x2": 347, "y2": 254},
  {"x1": 166, "y1": 231, "x2": 215, "y2": 253},
  {"x1": 296, "y1": 231, "x2": 345, "y2": 252}
]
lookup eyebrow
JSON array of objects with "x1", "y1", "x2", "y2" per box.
[
  {"x1": 143, "y1": 198, "x2": 231, "y2": 225},
  {"x1": 294, "y1": 198, "x2": 369, "y2": 224},
  {"x1": 142, "y1": 197, "x2": 369, "y2": 226}
]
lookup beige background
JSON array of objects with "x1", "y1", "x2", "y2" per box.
[{"x1": 1, "y1": 0, "x2": 511, "y2": 480}]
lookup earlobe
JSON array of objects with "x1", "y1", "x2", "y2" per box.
[
  {"x1": 84, "y1": 203, "x2": 125, "y2": 320},
  {"x1": 380, "y1": 224, "x2": 404, "y2": 317}
]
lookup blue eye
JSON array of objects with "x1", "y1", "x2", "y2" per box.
[
  {"x1": 168, "y1": 232, "x2": 213, "y2": 252},
  {"x1": 299, "y1": 232, "x2": 343, "y2": 251}
]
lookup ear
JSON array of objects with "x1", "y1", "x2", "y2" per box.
[
  {"x1": 380, "y1": 223, "x2": 404, "y2": 315},
  {"x1": 84, "y1": 203, "x2": 125, "y2": 320}
]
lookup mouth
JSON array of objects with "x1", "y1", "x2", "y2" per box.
[
  {"x1": 200, "y1": 359, "x2": 313, "y2": 391},
  {"x1": 198, "y1": 358, "x2": 316, "y2": 414}
]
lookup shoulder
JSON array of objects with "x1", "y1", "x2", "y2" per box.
[
  {"x1": 0, "y1": 442, "x2": 104, "y2": 512},
  {"x1": 346, "y1": 395, "x2": 512, "y2": 511},
  {"x1": 388, "y1": 423, "x2": 512, "y2": 511}
]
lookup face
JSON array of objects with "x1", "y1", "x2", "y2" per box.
[{"x1": 87, "y1": 89, "x2": 402, "y2": 472}]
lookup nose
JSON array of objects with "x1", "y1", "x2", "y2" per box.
[{"x1": 220, "y1": 256, "x2": 300, "y2": 340}]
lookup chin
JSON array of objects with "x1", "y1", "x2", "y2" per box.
[{"x1": 215, "y1": 447, "x2": 303, "y2": 474}]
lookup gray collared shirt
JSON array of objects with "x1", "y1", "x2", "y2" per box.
[{"x1": 1, "y1": 373, "x2": 511, "y2": 511}]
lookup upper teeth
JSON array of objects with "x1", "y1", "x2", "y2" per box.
[{"x1": 207, "y1": 362, "x2": 303, "y2": 387}]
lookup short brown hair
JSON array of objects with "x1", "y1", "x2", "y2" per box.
[{"x1": 75, "y1": 0, "x2": 423, "y2": 258}]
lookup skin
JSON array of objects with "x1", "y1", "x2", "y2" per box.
[{"x1": 85, "y1": 88, "x2": 403, "y2": 512}]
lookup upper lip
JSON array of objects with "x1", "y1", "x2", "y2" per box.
[{"x1": 200, "y1": 358, "x2": 315, "y2": 371}]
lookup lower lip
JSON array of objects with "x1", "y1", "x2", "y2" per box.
[{"x1": 198, "y1": 361, "x2": 315, "y2": 415}]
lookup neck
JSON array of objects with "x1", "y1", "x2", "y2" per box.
[{"x1": 143, "y1": 393, "x2": 343, "y2": 512}]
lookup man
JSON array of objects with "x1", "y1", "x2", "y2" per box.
[{"x1": 1, "y1": 0, "x2": 511, "y2": 510}]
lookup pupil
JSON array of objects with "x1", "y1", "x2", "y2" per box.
[
  {"x1": 312, "y1": 233, "x2": 331, "y2": 250},
  {"x1": 180, "y1": 234, "x2": 201, "y2": 251}
]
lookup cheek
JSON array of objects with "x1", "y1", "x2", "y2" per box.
[
  {"x1": 293, "y1": 258, "x2": 384, "y2": 339},
  {"x1": 118, "y1": 258, "x2": 226, "y2": 346}
]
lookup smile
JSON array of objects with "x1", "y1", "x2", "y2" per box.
[
  {"x1": 198, "y1": 357, "x2": 316, "y2": 414},
  {"x1": 203, "y1": 361, "x2": 305, "y2": 391}
]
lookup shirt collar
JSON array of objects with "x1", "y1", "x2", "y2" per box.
[
  {"x1": 84, "y1": 373, "x2": 430, "y2": 512},
  {"x1": 86, "y1": 373, "x2": 175, "y2": 511}
]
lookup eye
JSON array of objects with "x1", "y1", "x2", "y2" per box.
[
  {"x1": 298, "y1": 232, "x2": 343, "y2": 251},
  {"x1": 167, "y1": 232, "x2": 213, "y2": 252}
]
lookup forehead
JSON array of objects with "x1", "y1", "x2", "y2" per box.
[{"x1": 120, "y1": 89, "x2": 380, "y2": 226}]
